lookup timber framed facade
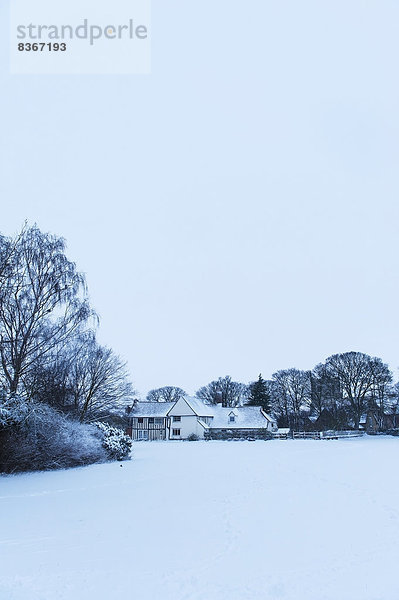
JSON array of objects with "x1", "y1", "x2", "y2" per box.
[
  {"x1": 127, "y1": 402, "x2": 174, "y2": 441},
  {"x1": 129, "y1": 416, "x2": 169, "y2": 441}
]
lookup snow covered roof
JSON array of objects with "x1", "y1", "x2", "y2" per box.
[
  {"x1": 132, "y1": 402, "x2": 175, "y2": 417},
  {"x1": 261, "y1": 411, "x2": 276, "y2": 423},
  {"x1": 184, "y1": 396, "x2": 215, "y2": 417},
  {"x1": 131, "y1": 398, "x2": 276, "y2": 428},
  {"x1": 209, "y1": 406, "x2": 272, "y2": 429}
]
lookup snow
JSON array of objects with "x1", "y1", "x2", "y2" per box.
[
  {"x1": 132, "y1": 401, "x2": 175, "y2": 417},
  {"x1": 210, "y1": 405, "x2": 271, "y2": 428},
  {"x1": 276, "y1": 427, "x2": 290, "y2": 434},
  {"x1": 183, "y1": 396, "x2": 215, "y2": 417},
  {"x1": 1, "y1": 437, "x2": 399, "y2": 600}
]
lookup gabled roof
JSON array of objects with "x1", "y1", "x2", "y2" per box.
[
  {"x1": 132, "y1": 402, "x2": 175, "y2": 417},
  {"x1": 260, "y1": 410, "x2": 276, "y2": 423},
  {"x1": 183, "y1": 396, "x2": 214, "y2": 417}
]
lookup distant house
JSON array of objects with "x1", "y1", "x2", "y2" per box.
[
  {"x1": 312, "y1": 409, "x2": 340, "y2": 431},
  {"x1": 360, "y1": 409, "x2": 399, "y2": 433},
  {"x1": 127, "y1": 396, "x2": 277, "y2": 441},
  {"x1": 128, "y1": 402, "x2": 175, "y2": 441}
]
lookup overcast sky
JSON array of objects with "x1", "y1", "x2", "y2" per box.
[{"x1": 1, "y1": 1, "x2": 399, "y2": 397}]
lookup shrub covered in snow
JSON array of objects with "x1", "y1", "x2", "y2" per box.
[
  {"x1": 94, "y1": 422, "x2": 132, "y2": 460},
  {"x1": 0, "y1": 393, "x2": 30, "y2": 428},
  {"x1": 0, "y1": 401, "x2": 108, "y2": 473},
  {"x1": 0, "y1": 395, "x2": 133, "y2": 473}
]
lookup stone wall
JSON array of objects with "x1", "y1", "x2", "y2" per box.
[{"x1": 204, "y1": 428, "x2": 273, "y2": 441}]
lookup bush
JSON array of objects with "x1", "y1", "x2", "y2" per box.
[
  {"x1": 186, "y1": 433, "x2": 199, "y2": 441},
  {"x1": 0, "y1": 393, "x2": 30, "y2": 428},
  {"x1": 0, "y1": 401, "x2": 107, "y2": 473},
  {"x1": 94, "y1": 422, "x2": 132, "y2": 460}
]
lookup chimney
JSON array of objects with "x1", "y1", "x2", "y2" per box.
[{"x1": 215, "y1": 391, "x2": 223, "y2": 405}]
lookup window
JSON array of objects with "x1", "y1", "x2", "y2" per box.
[
  {"x1": 148, "y1": 417, "x2": 154, "y2": 424},
  {"x1": 229, "y1": 415, "x2": 235, "y2": 423},
  {"x1": 173, "y1": 416, "x2": 181, "y2": 422},
  {"x1": 138, "y1": 431, "x2": 148, "y2": 440},
  {"x1": 138, "y1": 417, "x2": 144, "y2": 424},
  {"x1": 154, "y1": 418, "x2": 163, "y2": 425},
  {"x1": 172, "y1": 429, "x2": 181, "y2": 436}
]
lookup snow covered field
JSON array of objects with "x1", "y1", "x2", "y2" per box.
[{"x1": 1, "y1": 438, "x2": 399, "y2": 600}]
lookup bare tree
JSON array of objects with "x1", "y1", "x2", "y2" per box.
[
  {"x1": 368, "y1": 358, "x2": 395, "y2": 427},
  {"x1": 22, "y1": 341, "x2": 76, "y2": 408},
  {"x1": 196, "y1": 376, "x2": 248, "y2": 407},
  {"x1": 389, "y1": 383, "x2": 399, "y2": 424},
  {"x1": 66, "y1": 334, "x2": 135, "y2": 422},
  {"x1": 195, "y1": 380, "x2": 221, "y2": 405},
  {"x1": 272, "y1": 368, "x2": 311, "y2": 429},
  {"x1": 146, "y1": 386, "x2": 186, "y2": 403},
  {"x1": 0, "y1": 225, "x2": 94, "y2": 395},
  {"x1": 310, "y1": 363, "x2": 342, "y2": 417},
  {"x1": 324, "y1": 352, "x2": 392, "y2": 430},
  {"x1": 0, "y1": 233, "x2": 18, "y2": 290}
]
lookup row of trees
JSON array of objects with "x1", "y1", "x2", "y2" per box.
[
  {"x1": 146, "y1": 353, "x2": 398, "y2": 431},
  {"x1": 0, "y1": 225, "x2": 134, "y2": 472},
  {"x1": 269, "y1": 353, "x2": 396, "y2": 430}
]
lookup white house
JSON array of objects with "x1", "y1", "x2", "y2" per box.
[
  {"x1": 128, "y1": 396, "x2": 277, "y2": 440},
  {"x1": 167, "y1": 396, "x2": 215, "y2": 439}
]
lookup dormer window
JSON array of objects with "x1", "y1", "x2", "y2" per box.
[{"x1": 229, "y1": 415, "x2": 235, "y2": 423}]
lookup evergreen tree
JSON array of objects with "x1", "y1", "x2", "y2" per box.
[{"x1": 246, "y1": 374, "x2": 271, "y2": 412}]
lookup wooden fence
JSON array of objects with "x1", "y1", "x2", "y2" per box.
[{"x1": 274, "y1": 430, "x2": 365, "y2": 441}]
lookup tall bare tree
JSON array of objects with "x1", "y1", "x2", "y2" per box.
[
  {"x1": 146, "y1": 386, "x2": 186, "y2": 403},
  {"x1": 196, "y1": 376, "x2": 248, "y2": 407},
  {"x1": 368, "y1": 357, "x2": 394, "y2": 427},
  {"x1": 310, "y1": 363, "x2": 342, "y2": 416},
  {"x1": 66, "y1": 334, "x2": 134, "y2": 422},
  {"x1": 272, "y1": 368, "x2": 311, "y2": 428},
  {"x1": 324, "y1": 352, "x2": 392, "y2": 430},
  {"x1": 0, "y1": 225, "x2": 94, "y2": 395}
]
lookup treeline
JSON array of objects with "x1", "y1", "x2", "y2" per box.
[
  {"x1": 146, "y1": 353, "x2": 399, "y2": 432},
  {"x1": 0, "y1": 225, "x2": 134, "y2": 473}
]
